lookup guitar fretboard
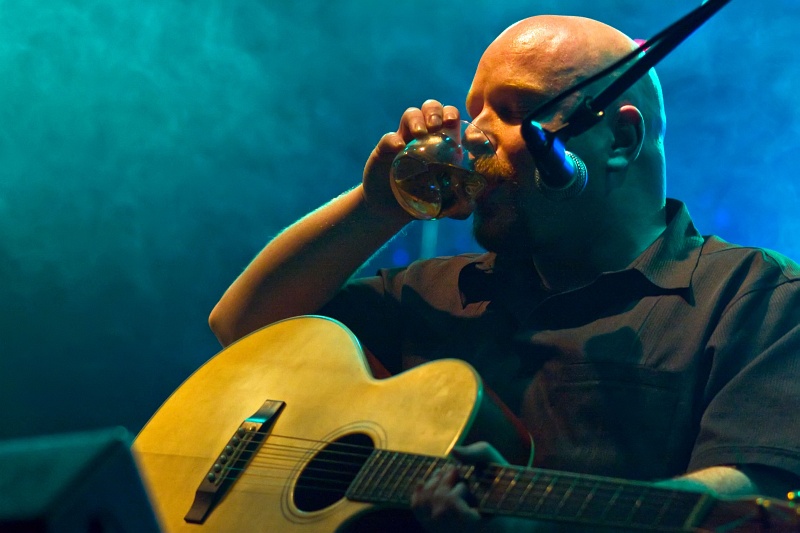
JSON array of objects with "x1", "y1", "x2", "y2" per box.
[{"x1": 346, "y1": 449, "x2": 709, "y2": 531}]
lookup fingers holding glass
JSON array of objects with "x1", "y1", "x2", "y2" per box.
[
  {"x1": 398, "y1": 106, "x2": 430, "y2": 140},
  {"x1": 421, "y1": 100, "x2": 445, "y2": 130},
  {"x1": 390, "y1": 120, "x2": 495, "y2": 220}
]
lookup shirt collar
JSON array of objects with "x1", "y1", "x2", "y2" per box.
[
  {"x1": 458, "y1": 198, "x2": 705, "y2": 306},
  {"x1": 627, "y1": 199, "x2": 704, "y2": 290}
]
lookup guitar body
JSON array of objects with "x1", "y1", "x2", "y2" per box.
[
  {"x1": 135, "y1": 316, "x2": 800, "y2": 533},
  {"x1": 134, "y1": 316, "x2": 521, "y2": 533}
]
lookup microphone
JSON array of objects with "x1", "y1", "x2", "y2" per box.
[{"x1": 521, "y1": 119, "x2": 588, "y2": 201}]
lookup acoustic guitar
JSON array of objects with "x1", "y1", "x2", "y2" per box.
[{"x1": 134, "y1": 316, "x2": 800, "y2": 532}]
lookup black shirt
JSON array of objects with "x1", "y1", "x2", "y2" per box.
[{"x1": 322, "y1": 199, "x2": 800, "y2": 481}]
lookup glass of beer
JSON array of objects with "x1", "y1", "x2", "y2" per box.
[{"x1": 390, "y1": 120, "x2": 495, "y2": 220}]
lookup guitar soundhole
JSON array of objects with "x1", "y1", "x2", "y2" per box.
[{"x1": 293, "y1": 432, "x2": 374, "y2": 512}]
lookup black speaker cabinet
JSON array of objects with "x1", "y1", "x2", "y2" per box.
[{"x1": 0, "y1": 427, "x2": 161, "y2": 533}]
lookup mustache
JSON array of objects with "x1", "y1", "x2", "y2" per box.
[{"x1": 474, "y1": 155, "x2": 515, "y2": 184}]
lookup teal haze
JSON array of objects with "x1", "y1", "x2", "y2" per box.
[{"x1": 0, "y1": 0, "x2": 798, "y2": 438}]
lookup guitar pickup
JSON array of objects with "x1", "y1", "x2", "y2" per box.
[{"x1": 184, "y1": 399, "x2": 286, "y2": 524}]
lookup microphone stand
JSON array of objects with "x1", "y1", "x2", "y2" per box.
[{"x1": 523, "y1": 0, "x2": 734, "y2": 150}]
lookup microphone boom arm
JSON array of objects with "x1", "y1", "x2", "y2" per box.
[{"x1": 524, "y1": 0, "x2": 734, "y2": 142}]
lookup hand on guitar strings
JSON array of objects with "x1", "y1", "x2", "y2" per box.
[{"x1": 411, "y1": 442, "x2": 550, "y2": 533}]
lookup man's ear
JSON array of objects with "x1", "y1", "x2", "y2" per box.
[{"x1": 607, "y1": 105, "x2": 645, "y2": 172}]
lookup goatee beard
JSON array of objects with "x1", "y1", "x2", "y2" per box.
[
  {"x1": 470, "y1": 155, "x2": 533, "y2": 254},
  {"x1": 472, "y1": 185, "x2": 531, "y2": 255}
]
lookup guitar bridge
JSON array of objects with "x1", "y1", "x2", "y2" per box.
[{"x1": 184, "y1": 399, "x2": 286, "y2": 524}]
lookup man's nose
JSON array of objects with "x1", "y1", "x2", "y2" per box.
[{"x1": 462, "y1": 121, "x2": 495, "y2": 157}]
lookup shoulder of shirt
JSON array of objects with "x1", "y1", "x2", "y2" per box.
[
  {"x1": 699, "y1": 235, "x2": 800, "y2": 283},
  {"x1": 380, "y1": 252, "x2": 494, "y2": 287},
  {"x1": 404, "y1": 251, "x2": 493, "y2": 270}
]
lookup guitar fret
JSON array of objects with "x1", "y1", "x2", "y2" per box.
[
  {"x1": 385, "y1": 452, "x2": 414, "y2": 503},
  {"x1": 466, "y1": 466, "x2": 705, "y2": 531},
  {"x1": 530, "y1": 473, "x2": 558, "y2": 516},
  {"x1": 373, "y1": 452, "x2": 400, "y2": 501},
  {"x1": 606, "y1": 488, "x2": 648, "y2": 524},
  {"x1": 584, "y1": 482, "x2": 702, "y2": 529},
  {"x1": 513, "y1": 470, "x2": 540, "y2": 514},
  {"x1": 495, "y1": 468, "x2": 523, "y2": 511},
  {"x1": 385, "y1": 452, "x2": 409, "y2": 501},
  {"x1": 348, "y1": 449, "x2": 389, "y2": 500},
  {"x1": 653, "y1": 489, "x2": 677, "y2": 525},
  {"x1": 532, "y1": 475, "x2": 582, "y2": 518},
  {"x1": 631, "y1": 486, "x2": 697, "y2": 529},
  {"x1": 347, "y1": 450, "x2": 379, "y2": 498},
  {"x1": 592, "y1": 484, "x2": 675, "y2": 529},
  {"x1": 623, "y1": 486, "x2": 650, "y2": 525},
  {"x1": 461, "y1": 463, "x2": 475, "y2": 486},
  {"x1": 574, "y1": 481, "x2": 599, "y2": 519},
  {"x1": 349, "y1": 451, "x2": 706, "y2": 531},
  {"x1": 478, "y1": 465, "x2": 507, "y2": 510},
  {"x1": 397, "y1": 453, "x2": 424, "y2": 503},
  {"x1": 657, "y1": 490, "x2": 705, "y2": 528},
  {"x1": 553, "y1": 477, "x2": 580, "y2": 517},
  {"x1": 598, "y1": 484, "x2": 623, "y2": 522},
  {"x1": 400, "y1": 454, "x2": 427, "y2": 502},
  {"x1": 425, "y1": 456, "x2": 446, "y2": 483},
  {"x1": 372, "y1": 450, "x2": 394, "y2": 493},
  {"x1": 348, "y1": 451, "x2": 441, "y2": 504},
  {"x1": 576, "y1": 482, "x2": 631, "y2": 521},
  {"x1": 567, "y1": 482, "x2": 610, "y2": 520}
]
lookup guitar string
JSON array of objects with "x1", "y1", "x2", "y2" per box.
[
  {"x1": 221, "y1": 433, "x2": 653, "y2": 499},
  {"x1": 216, "y1": 432, "x2": 670, "y2": 497},
  {"x1": 245, "y1": 435, "x2": 670, "y2": 500},
  {"x1": 228, "y1": 466, "x2": 682, "y2": 517},
  {"x1": 211, "y1": 433, "x2": 688, "y2": 503},
  {"x1": 185, "y1": 432, "x2": 708, "y2": 528},
  {"x1": 225, "y1": 468, "x2": 692, "y2": 528},
  {"x1": 208, "y1": 477, "x2": 694, "y2": 527},
  {"x1": 237, "y1": 458, "x2": 673, "y2": 503},
  {"x1": 193, "y1": 435, "x2": 690, "y2": 522},
  {"x1": 201, "y1": 472, "x2": 705, "y2": 533}
]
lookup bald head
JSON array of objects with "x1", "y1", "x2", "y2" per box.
[
  {"x1": 466, "y1": 15, "x2": 668, "y2": 255},
  {"x1": 485, "y1": 15, "x2": 665, "y2": 142},
  {"x1": 497, "y1": 17, "x2": 636, "y2": 88}
]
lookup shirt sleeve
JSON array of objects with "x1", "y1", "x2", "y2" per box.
[
  {"x1": 688, "y1": 273, "x2": 800, "y2": 478},
  {"x1": 318, "y1": 267, "x2": 408, "y2": 375}
]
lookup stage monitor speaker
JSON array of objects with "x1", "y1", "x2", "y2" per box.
[{"x1": 0, "y1": 426, "x2": 162, "y2": 533}]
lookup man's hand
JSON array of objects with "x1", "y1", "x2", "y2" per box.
[
  {"x1": 411, "y1": 442, "x2": 592, "y2": 533},
  {"x1": 411, "y1": 442, "x2": 549, "y2": 533},
  {"x1": 361, "y1": 100, "x2": 462, "y2": 217},
  {"x1": 411, "y1": 462, "x2": 482, "y2": 533}
]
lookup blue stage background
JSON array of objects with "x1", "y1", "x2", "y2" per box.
[{"x1": 1, "y1": 0, "x2": 798, "y2": 439}]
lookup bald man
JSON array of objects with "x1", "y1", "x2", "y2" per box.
[{"x1": 210, "y1": 15, "x2": 800, "y2": 533}]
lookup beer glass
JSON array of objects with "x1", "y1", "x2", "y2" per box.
[{"x1": 390, "y1": 120, "x2": 495, "y2": 220}]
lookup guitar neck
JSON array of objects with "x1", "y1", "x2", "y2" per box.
[{"x1": 346, "y1": 449, "x2": 710, "y2": 532}]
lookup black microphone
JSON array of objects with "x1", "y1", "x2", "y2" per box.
[
  {"x1": 521, "y1": 119, "x2": 588, "y2": 201},
  {"x1": 516, "y1": 0, "x2": 733, "y2": 200}
]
